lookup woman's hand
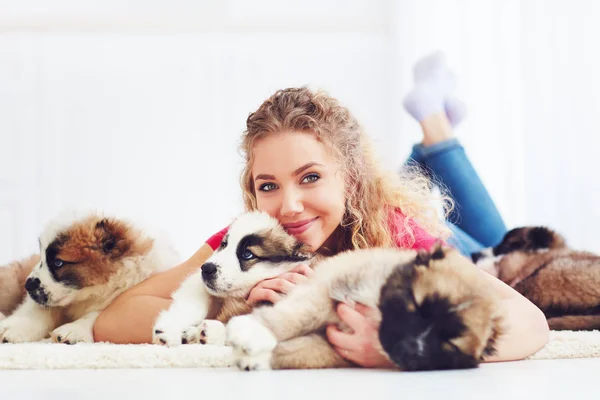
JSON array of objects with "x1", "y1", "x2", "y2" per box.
[
  {"x1": 246, "y1": 264, "x2": 315, "y2": 305},
  {"x1": 326, "y1": 303, "x2": 396, "y2": 369}
]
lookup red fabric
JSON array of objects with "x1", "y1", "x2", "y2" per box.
[
  {"x1": 387, "y1": 207, "x2": 442, "y2": 250},
  {"x1": 206, "y1": 225, "x2": 230, "y2": 250},
  {"x1": 205, "y1": 208, "x2": 442, "y2": 251}
]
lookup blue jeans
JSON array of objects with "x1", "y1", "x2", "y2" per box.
[{"x1": 404, "y1": 138, "x2": 507, "y2": 257}]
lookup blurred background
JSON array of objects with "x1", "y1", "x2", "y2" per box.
[{"x1": 1, "y1": 0, "x2": 599, "y2": 262}]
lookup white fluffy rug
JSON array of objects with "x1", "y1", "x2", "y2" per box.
[{"x1": 0, "y1": 331, "x2": 598, "y2": 369}]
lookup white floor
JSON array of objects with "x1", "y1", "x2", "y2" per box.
[{"x1": 0, "y1": 358, "x2": 597, "y2": 400}]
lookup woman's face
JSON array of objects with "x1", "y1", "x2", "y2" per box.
[{"x1": 252, "y1": 131, "x2": 346, "y2": 252}]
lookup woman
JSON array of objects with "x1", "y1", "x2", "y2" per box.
[{"x1": 93, "y1": 60, "x2": 549, "y2": 368}]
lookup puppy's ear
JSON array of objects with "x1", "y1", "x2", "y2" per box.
[
  {"x1": 414, "y1": 240, "x2": 446, "y2": 267},
  {"x1": 528, "y1": 227, "x2": 566, "y2": 250},
  {"x1": 292, "y1": 242, "x2": 314, "y2": 261},
  {"x1": 95, "y1": 218, "x2": 130, "y2": 257},
  {"x1": 430, "y1": 240, "x2": 446, "y2": 259}
]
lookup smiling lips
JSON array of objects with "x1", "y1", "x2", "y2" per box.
[{"x1": 283, "y1": 217, "x2": 318, "y2": 236}]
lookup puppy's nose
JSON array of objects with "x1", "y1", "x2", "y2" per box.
[
  {"x1": 398, "y1": 337, "x2": 424, "y2": 357},
  {"x1": 201, "y1": 263, "x2": 218, "y2": 281},
  {"x1": 471, "y1": 252, "x2": 482, "y2": 263},
  {"x1": 25, "y1": 277, "x2": 41, "y2": 292}
]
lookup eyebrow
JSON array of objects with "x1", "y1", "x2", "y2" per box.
[
  {"x1": 254, "y1": 162, "x2": 323, "y2": 181},
  {"x1": 255, "y1": 173, "x2": 276, "y2": 181},
  {"x1": 293, "y1": 162, "x2": 322, "y2": 176}
]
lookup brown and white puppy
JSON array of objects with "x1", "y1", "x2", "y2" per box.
[
  {"x1": 191, "y1": 211, "x2": 504, "y2": 371},
  {"x1": 0, "y1": 211, "x2": 179, "y2": 344},
  {"x1": 152, "y1": 211, "x2": 314, "y2": 347},
  {"x1": 471, "y1": 226, "x2": 600, "y2": 331}
]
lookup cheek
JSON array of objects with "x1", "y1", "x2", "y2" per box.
[
  {"x1": 255, "y1": 196, "x2": 279, "y2": 218},
  {"x1": 244, "y1": 265, "x2": 291, "y2": 285},
  {"x1": 311, "y1": 188, "x2": 345, "y2": 222}
]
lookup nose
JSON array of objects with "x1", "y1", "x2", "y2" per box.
[
  {"x1": 471, "y1": 252, "x2": 482, "y2": 263},
  {"x1": 25, "y1": 277, "x2": 41, "y2": 292},
  {"x1": 280, "y1": 187, "x2": 304, "y2": 217},
  {"x1": 398, "y1": 337, "x2": 424, "y2": 357},
  {"x1": 201, "y1": 263, "x2": 218, "y2": 281}
]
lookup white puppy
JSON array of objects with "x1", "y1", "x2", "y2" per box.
[{"x1": 152, "y1": 211, "x2": 313, "y2": 346}]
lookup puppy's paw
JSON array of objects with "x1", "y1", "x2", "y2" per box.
[
  {"x1": 51, "y1": 323, "x2": 94, "y2": 344},
  {"x1": 182, "y1": 320, "x2": 226, "y2": 345},
  {"x1": 152, "y1": 325, "x2": 183, "y2": 347},
  {"x1": 233, "y1": 349, "x2": 273, "y2": 372},
  {"x1": 152, "y1": 309, "x2": 197, "y2": 347},
  {"x1": 0, "y1": 317, "x2": 48, "y2": 343},
  {"x1": 226, "y1": 315, "x2": 277, "y2": 371}
]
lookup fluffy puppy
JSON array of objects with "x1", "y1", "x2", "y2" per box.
[
  {"x1": 471, "y1": 226, "x2": 600, "y2": 330},
  {"x1": 152, "y1": 211, "x2": 314, "y2": 347},
  {"x1": 0, "y1": 211, "x2": 179, "y2": 344},
  {"x1": 184, "y1": 211, "x2": 503, "y2": 371}
]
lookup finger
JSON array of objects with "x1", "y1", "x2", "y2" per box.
[
  {"x1": 337, "y1": 303, "x2": 369, "y2": 332},
  {"x1": 333, "y1": 346, "x2": 354, "y2": 362},
  {"x1": 247, "y1": 288, "x2": 281, "y2": 305},
  {"x1": 353, "y1": 303, "x2": 376, "y2": 319},
  {"x1": 325, "y1": 324, "x2": 356, "y2": 350},
  {"x1": 256, "y1": 278, "x2": 295, "y2": 294},
  {"x1": 279, "y1": 272, "x2": 309, "y2": 285},
  {"x1": 247, "y1": 288, "x2": 282, "y2": 305},
  {"x1": 290, "y1": 263, "x2": 315, "y2": 278}
]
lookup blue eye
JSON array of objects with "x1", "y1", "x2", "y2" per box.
[
  {"x1": 302, "y1": 173, "x2": 320, "y2": 184},
  {"x1": 54, "y1": 259, "x2": 64, "y2": 268},
  {"x1": 259, "y1": 183, "x2": 277, "y2": 192},
  {"x1": 241, "y1": 250, "x2": 254, "y2": 260}
]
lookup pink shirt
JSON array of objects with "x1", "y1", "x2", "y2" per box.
[
  {"x1": 387, "y1": 208, "x2": 442, "y2": 250},
  {"x1": 205, "y1": 208, "x2": 442, "y2": 251}
]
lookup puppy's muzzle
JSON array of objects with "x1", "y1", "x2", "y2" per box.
[
  {"x1": 201, "y1": 262, "x2": 218, "y2": 283},
  {"x1": 25, "y1": 277, "x2": 49, "y2": 305}
]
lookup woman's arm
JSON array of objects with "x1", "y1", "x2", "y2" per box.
[
  {"x1": 479, "y1": 270, "x2": 550, "y2": 362},
  {"x1": 92, "y1": 243, "x2": 214, "y2": 344}
]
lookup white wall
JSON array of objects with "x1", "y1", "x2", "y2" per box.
[
  {"x1": 392, "y1": 0, "x2": 600, "y2": 251},
  {"x1": 1, "y1": 0, "x2": 599, "y2": 263},
  {"x1": 0, "y1": 0, "x2": 398, "y2": 261}
]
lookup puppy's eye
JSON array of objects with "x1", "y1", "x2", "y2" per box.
[
  {"x1": 241, "y1": 250, "x2": 254, "y2": 260},
  {"x1": 54, "y1": 259, "x2": 64, "y2": 268}
]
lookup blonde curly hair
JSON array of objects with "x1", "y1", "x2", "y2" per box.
[{"x1": 239, "y1": 87, "x2": 452, "y2": 253}]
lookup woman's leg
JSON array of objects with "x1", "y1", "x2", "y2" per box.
[
  {"x1": 402, "y1": 52, "x2": 507, "y2": 248},
  {"x1": 413, "y1": 114, "x2": 507, "y2": 248}
]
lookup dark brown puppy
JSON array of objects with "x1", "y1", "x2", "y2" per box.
[{"x1": 472, "y1": 227, "x2": 600, "y2": 330}]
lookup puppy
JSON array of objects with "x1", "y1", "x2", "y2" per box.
[
  {"x1": 0, "y1": 211, "x2": 179, "y2": 344},
  {"x1": 152, "y1": 211, "x2": 314, "y2": 347},
  {"x1": 169, "y1": 211, "x2": 503, "y2": 371},
  {"x1": 472, "y1": 226, "x2": 600, "y2": 330}
]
